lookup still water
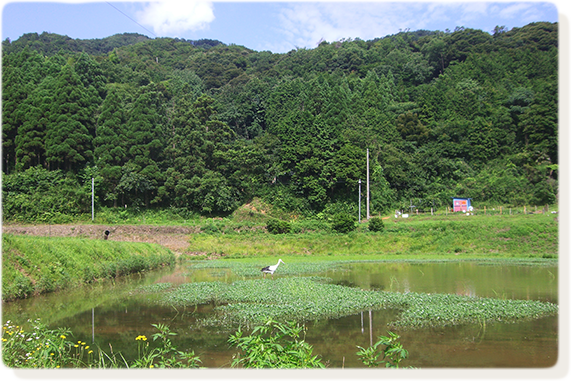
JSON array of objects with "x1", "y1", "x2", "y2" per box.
[{"x1": 2, "y1": 261, "x2": 558, "y2": 368}]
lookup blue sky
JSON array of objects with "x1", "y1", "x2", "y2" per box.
[{"x1": 1, "y1": 1, "x2": 563, "y2": 53}]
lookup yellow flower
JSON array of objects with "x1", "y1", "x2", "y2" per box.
[
  {"x1": 56, "y1": 366, "x2": 60, "y2": 369},
  {"x1": 85, "y1": 346, "x2": 89, "y2": 350},
  {"x1": 81, "y1": 342, "x2": 86, "y2": 345},
  {"x1": 78, "y1": 341, "x2": 81, "y2": 344},
  {"x1": 50, "y1": 353, "x2": 54, "y2": 356},
  {"x1": 88, "y1": 350, "x2": 93, "y2": 354},
  {"x1": 1, "y1": 338, "x2": 7, "y2": 342},
  {"x1": 149, "y1": 365, "x2": 154, "y2": 368},
  {"x1": 74, "y1": 345, "x2": 79, "y2": 348},
  {"x1": 135, "y1": 335, "x2": 148, "y2": 341},
  {"x1": 60, "y1": 335, "x2": 66, "y2": 339}
]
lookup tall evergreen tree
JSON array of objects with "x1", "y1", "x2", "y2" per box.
[
  {"x1": 120, "y1": 84, "x2": 167, "y2": 206},
  {"x1": 9, "y1": 53, "x2": 69, "y2": 173},
  {"x1": 44, "y1": 64, "x2": 94, "y2": 171},
  {"x1": 520, "y1": 81, "x2": 558, "y2": 164},
  {"x1": 94, "y1": 87, "x2": 127, "y2": 206},
  {"x1": 2, "y1": 61, "x2": 24, "y2": 172}
]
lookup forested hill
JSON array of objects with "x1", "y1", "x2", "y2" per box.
[
  {"x1": 2, "y1": 22, "x2": 558, "y2": 221},
  {"x1": 1, "y1": 31, "x2": 225, "y2": 56}
]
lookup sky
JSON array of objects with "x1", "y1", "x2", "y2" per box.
[{"x1": 0, "y1": 1, "x2": 563, "y2": 53}]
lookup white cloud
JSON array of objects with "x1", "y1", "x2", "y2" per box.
[
  {"x1": 498, "y1": 2, "x2": 534, "y2": 19},
  {"x1": 136, "y1": 1, "x2": 215, "y2": 36},
  {"x1": 280, "y1": 0, "x2": 559, "y2": 48},
  {"x1": 274, "y1": 2, "x2": 501, "y2": 51}
]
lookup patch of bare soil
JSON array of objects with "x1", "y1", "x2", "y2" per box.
[{"x1": 2, "y1": 224, "x2": 202, "y2": 255}]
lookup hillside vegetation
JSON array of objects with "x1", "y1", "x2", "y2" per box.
[{"x1": 2, "y1": 23, "x2": 558, "y2": 222}]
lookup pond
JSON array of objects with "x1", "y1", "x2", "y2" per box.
[{"x1": 2, "y1": 260, "x2": 558, "y2": 368}]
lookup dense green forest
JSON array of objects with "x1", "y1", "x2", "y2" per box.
[{"x1": 2, "y1": 22, "x2": 559, "y2": 221}]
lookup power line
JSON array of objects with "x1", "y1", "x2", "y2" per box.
[{"x1": 106, "y1": 2, "x2": 157, "y2": 38}]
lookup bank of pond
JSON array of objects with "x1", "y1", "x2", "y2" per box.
[
  {"x1": 2, "y1": 234, "x2": 176, "y2": 301},
  {"x1": 2, "y1": 256, "x2": 559, "y2": 369}
]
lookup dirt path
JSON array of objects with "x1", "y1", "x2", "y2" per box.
[{"x1": 2, "y1": 224, "x2": 201, "y2": 255}]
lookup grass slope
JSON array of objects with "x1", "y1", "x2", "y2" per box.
[
  {"x1": 185, "y1": 214, "x2": 558, "y2": 259},
  {"x1": 2, "y1": 234, "x2": 176, "y2": 301}
]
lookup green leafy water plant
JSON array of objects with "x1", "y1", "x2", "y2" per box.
[
  {"x1": 185, "y1": 259, "x2": 341, "y2": 278},
  {"x1": 158, "y1": 277, "x2": 558, "y2": 330},
  {"x1": 131, "y1": 324, "x2": 201, "y2": 369},
  {"x1": 228, "y1": 319, "x2": 325, "y2": 368},
  {"x1": 356, "y1": 331, "x2": 410, "y2": 368}
]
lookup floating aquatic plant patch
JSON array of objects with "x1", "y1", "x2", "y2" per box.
[
  {"x1": 161, "y1": 281, "x2": 230, "y2": 306},
  {"x1": 184, "y1": 260, "x2": 344, "y2": 278},
  {"x1": 152, "y1": 277, "x2": 558, "y2": 330},
  {"x1": 183, "y1": 257, "x2": 557, "y2": 280}
]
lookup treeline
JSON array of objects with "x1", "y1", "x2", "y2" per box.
[{"x1": 2, "y1": 22, "x2": 558, "y2": 221}]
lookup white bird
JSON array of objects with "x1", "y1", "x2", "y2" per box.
[{"x1": 261, "y1": 259, "x2": 285, "y2": 278}]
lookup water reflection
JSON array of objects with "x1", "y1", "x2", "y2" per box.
[{"x1": 327, "y1": 262, "x2": 557, "y2": 303}]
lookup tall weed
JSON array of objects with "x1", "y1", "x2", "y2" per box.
[{"x1": 228, "y1": 319, "x2": 325, "y2": 368}]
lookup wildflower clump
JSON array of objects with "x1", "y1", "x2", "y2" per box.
[
  {"x1": 3, "y1": 319, "x2": 202, "y2": 369},
  {"x1": 1, "y1": 319, "x2": 77, "y2": 368}
]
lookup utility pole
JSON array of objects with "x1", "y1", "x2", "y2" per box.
[
  {"x1": 366, "y1": 149, "x2": 370, "y2": 220},
  {"x1": 91, "y1": 178, "x2": 94, "y2": 222},
  {"x1": 358, "y1": 179, "x2": 362, "y2": 222}
]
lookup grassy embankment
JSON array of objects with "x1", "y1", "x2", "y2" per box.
[
  {"x1": 2, "y1": 234, "x2": 176, "y2": 301},
  {"x1": 182, "y1": 212, "x2": 559, "y2": 262}
]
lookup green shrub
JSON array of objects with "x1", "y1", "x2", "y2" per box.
[
  {"x1": 290, "y1": 219, "x2": 330, "y2": 233},
  {"x1": 201, "y1": 219, "x2": 223, "y2": 234},
  {"x1": 368, "y1": 217, "x2": 384, "y2": 232},
  {"x1": 131, "y1": 323, "x2": 202, "y2": 368},
  {"x1": 228, "y1": 319, "x2": 325, "y2": 368},
  {"x1": 9, "y1": 274, "x2": 34, "y2": 299},
  {"x1": 266, "y1": 219, "x2": 291, "y2": 234},
  {"x1": 357, "y1": 331, "x2": 411, "y2": 368},
  {"x1": 331, "y1": 213, "x2": 356, "y2": 233}
]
